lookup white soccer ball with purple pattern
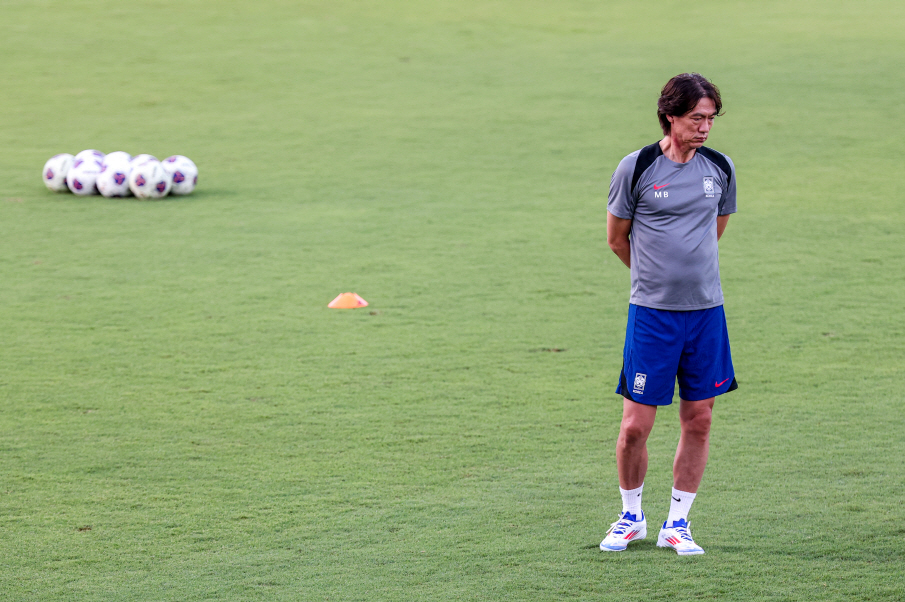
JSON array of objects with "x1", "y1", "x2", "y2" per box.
[
  {"x1": 130, "y1": 154, "x2": 158, "y2": 168},
  {"x1": 162, "y1": 155, "x2": 198, "y2": 195},
  {"x1": 43, "y1": 153, "x2": 75, "y2": 192},
  {"x1": 104, "y1": 151, "x2": 133, "y2": 166},
  {"x1": 97, "y1": 162, "x2": 133, "y2": 198},
  {"x1": 66, "y1": 157, "x2": 103, "y2": 196},
  {"x1": 74, "y1": 149, "x2": 106, "y2": 164},
  {"x1": 129, "y1": 160, "x2": 172, "y2": 199}
]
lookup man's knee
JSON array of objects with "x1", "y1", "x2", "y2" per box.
[
  {"x1": 620, "y1": 416, "x2": 654, "y2": 447},
  {"x1": 619, "y1": 424, "x2": 648, "y2": 448},
  {"x1": 680, "y1": 403, "x2": 713, "y2": 438},
  {"x1": 618, "y1": 397, "x2": 657, "y2": 449}
]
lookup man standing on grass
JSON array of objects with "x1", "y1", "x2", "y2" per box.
[{"x1": 599, "y1": 73, "x2": 737, "y2": 556}]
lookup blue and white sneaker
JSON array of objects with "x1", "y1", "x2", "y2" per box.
[
  {"x1": 600, "y1": 511, "x2": 647, "y2": 551},
  {"x1": 657, "y1": 518, "x2": 705, "y2": 555}
]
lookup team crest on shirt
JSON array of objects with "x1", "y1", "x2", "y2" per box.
[
  {"x1": 633, "y1": 373, "x2": 647, "y2": 395},
  {"x1": 703, "y1": 177, "x2": 715, "y2": 197}
]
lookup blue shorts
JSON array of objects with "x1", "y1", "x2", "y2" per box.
[{"x1": 616, "y1": 304, "x2": 737, "y2": 406}]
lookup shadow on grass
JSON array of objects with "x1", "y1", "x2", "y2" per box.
[
  {"x1": 584, "y1": 539, "x2": 714, "y2": 560},
  {"x1": 40, "y1": 187, "x2": 238, "y2": 204},
  {"x1": 117, "y1": 188, "x2": 237, "y2": 202},
  {"x1": 582, "y1": 539, "x2": 660, "y2": 552}
]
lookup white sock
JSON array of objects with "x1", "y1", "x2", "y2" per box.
[
  {"x1": 620, "y1": 484, "x2": 644, "y2": 518},
  {"x1": 666, "y1": 488, "x2": 697, "y2": 524}
]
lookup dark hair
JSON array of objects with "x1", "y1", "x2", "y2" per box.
[{"x1": 657, "y1": 73, "x2": 723, "y2": 135}]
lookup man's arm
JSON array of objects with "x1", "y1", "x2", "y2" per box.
[
  {"x1": 607, "y1": 211, "x2": 632, "y2": 268},
  {"x1": 717, "y1": 214, "x2": 730, "y2": 240}
]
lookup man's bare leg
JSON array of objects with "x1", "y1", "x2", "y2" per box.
[
  {"x1": 616, "y1": 397, "x2": 658, "y2": 489},
  {"x1": 658, "y1": 397, "x2": 715, "y2": 555},
  {"x1": 673, "y1": 397, "x2": 714, "y2": 492},
  {"x1": 601, "y1": 398, "x2": 658, "y2": 551}
]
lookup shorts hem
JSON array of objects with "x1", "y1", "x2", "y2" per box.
[
  {"x1": 617, "y1": 367, "x2": 674, "y2": 406},
  {"x1": 679, "y1": 377, "x2": 739, "y2": 402}
]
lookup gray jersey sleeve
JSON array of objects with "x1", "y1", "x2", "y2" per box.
[
  {"x1": 717, "y1": 154, "x2": 737, "y2": 216},
  {"x1": 607, "y1": 151, "x2": 640, "y2": 219}
]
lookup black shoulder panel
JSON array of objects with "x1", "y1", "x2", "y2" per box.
[
  {"x1": 630, "y1": 142, "x2": 663, "y2": 195},
  {"x1": 697, "y1": 146, "x2": 732, "y2": 185}
]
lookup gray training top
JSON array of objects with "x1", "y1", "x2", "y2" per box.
[{"x1": 607, "y1": 142, "x2": 737, "y2": 311}]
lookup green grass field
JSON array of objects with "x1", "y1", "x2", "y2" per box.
[{"x1": 2, "y1": 1, "x2": 904, "y2": 599}]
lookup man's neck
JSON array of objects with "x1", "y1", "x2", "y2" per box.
[{"x1": 659, "y1": 136, "x2": 698, "y2": 164}]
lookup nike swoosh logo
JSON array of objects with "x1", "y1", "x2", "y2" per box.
[
  {"x1": 715, "y1": 378, "x2": 731, "y2": 387},
  {"x1": 653, "y1": 183, "x2": 670, "y2": 190},
  {"x1": 672, "y1": 497, "x2": 681, "y2": 502}
]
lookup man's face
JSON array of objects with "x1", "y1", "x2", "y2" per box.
[{"x1": 667, "y1": 97, "x2": 717, "y2": 148}]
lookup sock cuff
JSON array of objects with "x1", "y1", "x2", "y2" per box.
[
  {"x1": 620, "y1": 483, "x2": 644, "y2": 516},
  {"x1": 667, "y1": 488, "x2": 697, "y2": 523},
  {"x1": 620, "y1": 484, "x2": 644, "y2": 496}
]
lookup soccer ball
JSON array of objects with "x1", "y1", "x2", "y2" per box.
[
  {"x1": 66, "y1": 158, "x2": 103, "y2": 195},
  {"x1": 97, "y1": 162, "x2": 132, "y2": 198},
  {"x1": 162, "y1": 155, "x2": 198, "y2": 195},
  {"x1": 130, "y1": 154, "x2": 157, "y2": 168},
  {"x1": 104, "y1": 151, "x2": 133, "y2": 165},
  {"x1": 43, "y1": 153, "x2": 74, "y2": 192},
  {"x1": 129, "y1": 160, "x2": 172, "y2": 199},
  {"x1": 97, "y1": 153, "x2": 133, "y2": 197},
  {"x1": 74, "y1": 149, "x2": 106, "y2": 164}
]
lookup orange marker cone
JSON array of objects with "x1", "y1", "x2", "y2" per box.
[{"x1": 328, "y1": 292, "x2": 369, "y2": 309}]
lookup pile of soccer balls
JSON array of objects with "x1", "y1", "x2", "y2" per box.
[{"x1": 42, "y1": 150, "x2": 198, "y2": 199}]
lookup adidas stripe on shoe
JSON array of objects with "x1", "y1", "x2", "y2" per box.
[
  {"x1": 657, "y1": 518, "x2": 705, "y2": 555},
  {"x1": 600, "y1": 511, "x2": 646, "y2": 552}
]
